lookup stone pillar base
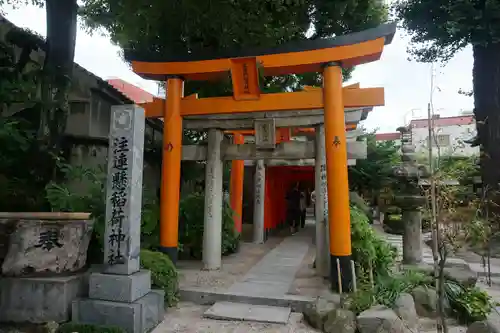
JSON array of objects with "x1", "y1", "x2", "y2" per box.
[
  {"x1": 72, "y1": 270, "x2": 164, "y2": 333},
  {"x1": 0, "y1": 273, "x2": 87, "y2": 323}
]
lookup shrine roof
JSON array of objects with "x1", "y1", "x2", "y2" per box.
[{"x1": 127, "y1": 23, "x2": 396, "y2": 81}]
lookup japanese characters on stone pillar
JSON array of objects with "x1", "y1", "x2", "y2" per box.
[
  {"x1": 315, "y1": 125, "x2": 329, "y2": 277},
  {"x1": 104, "y1": 105, "x2": 144, "y2": 275},
  {"x1": 202, "y1": 129, "x2": 224, "y2": 270},
  {"x1": 253, "y1": 159, "x2": 266, "y2": 244},
  {"x1": 73, "y1": 105, "x2": 164, "y2": 333}
]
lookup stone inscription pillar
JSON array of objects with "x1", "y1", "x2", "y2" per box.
[
  {"x1": 72, "y1": 105, "x2": 164, "y2": 333},
  {"x1": 253, "y1": 159, "x2": 266, "y2": 244},
  {"x1": 103, "y1": 105, "x2": 144, "y2": 275},
  {"x1": 202, "y1": 129, "x2": 224, "y2": 270},
  {"x1": 315, "y1": 125, "x2": 329, "y2": 278}
]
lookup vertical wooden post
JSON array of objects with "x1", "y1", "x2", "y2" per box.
[
  {"x1": 323, "y1": 62, "x2": 353, "y2": 292},
  {"x1": 159, "y1": 77, "x2": 184, "y2": 264},
  {"x1": 230, "y1": 133, "x2": 245, "y2": 234}
]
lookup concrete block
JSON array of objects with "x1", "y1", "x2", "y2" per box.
[
  {"x1": 72, "y1": 299, "x2": 141, "y2": 333},
  {"x1": 136, "y1": 290, "x2": 164, "y2": 332},
  {"x1": 0, "y1": 273, "x2": 86, "y2": 323},
  {"x1": 149, "y1": 289, "x2": 166, "y2": 319},
  {"x1": 204, "y1": 301, "x2": 291, "y2": 324},
  {"x1": 73, "y1": 291, "x2": 164, "y2": 333},
  {"x1": 89, "y1": 270, "x2": 151, "y2": 302}
]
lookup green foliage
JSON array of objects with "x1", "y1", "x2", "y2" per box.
[
  {"x1": 0, "y1": 28, "x2": 55, "y2": 212},
  {"x1": 394, "y1": 0, "x2": 500, "y2": 63},
  {"x1": 140, "y1": 249, "x2": 179, "y2": 307},
  {"x1": 446, "y1": 281, "x2": 496, "y2": 323},
  {"x1": 438, "y1": 156, "x2": 479, "y2": 199},
  {"x1": 348, "y1": 131, "x2": 400, "y2": 197},
  {"x1": 349, "y1": 268, "x2": 496, "y2": 323},
  {"x1": 0, "y1": 116, "x2": 56, "y2": 212},
  {"x1": 45, "y1": 164, "x2": 160, "y2": 261},
  {"x1": 179, "y1": 192, "x2": 238, "y2": 259},
  {"x1": 57, "y1": 323, "x2": 124, "y2": 333},
  {"x1": 348, "y1": 270, "x2": 432, "y2": 314},
  {"x1": 0, "y1": 25, "x2": 43, "y2": 106},
  {"x1": 350, "y1": 205, "x2": 397, "y2": 280}
]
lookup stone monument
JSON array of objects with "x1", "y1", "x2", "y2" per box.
[
  {"x1": 72, "y1": 105, "x2": 164, "y2": 333},
  {"x1": 0, "y1": 212, "x2": 94, "y2": 323},
  {"x1": 393, "y1": 126, "x2": 428, "y2": 265}
]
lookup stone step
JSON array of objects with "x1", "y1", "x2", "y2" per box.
[
  {"x1": 468, "y1": 263, "x2": 500, "y2": 277},
  {"x1": 179, "y1": 287, "x2": 313, "y2": 313},
  {"x1": 203, "y1": 301, "x2": 291, "y2": 324}
]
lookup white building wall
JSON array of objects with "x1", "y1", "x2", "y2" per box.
[{"x1": 411, "y1": 123, "x2": 479, "y2": 158}]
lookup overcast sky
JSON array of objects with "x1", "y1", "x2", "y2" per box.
[{"x1": 3, "y1": 4, "x2": 475, "y2": 133}]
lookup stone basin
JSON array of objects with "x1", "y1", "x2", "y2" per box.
[{"x1": 0, "y1": 212, "x2": 94, "y2": 277}]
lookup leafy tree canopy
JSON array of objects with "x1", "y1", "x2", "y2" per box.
[
  {"x1": 394, "y1": 0, "x2": 500, "y2": 62},
  {"x1": 348, "y1": 129, "x2": 400, "y2": 196}
]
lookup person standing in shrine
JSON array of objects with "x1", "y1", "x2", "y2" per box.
[
  {"x1": 299, "y1": 189, "x2": 307, "y2": 228},
  {"x1": 286, "y1": 182, "x2": 301, "y2": 234}
]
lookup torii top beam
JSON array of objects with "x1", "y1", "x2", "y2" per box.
[
  {"x1": 140, "y1": 86, "x2": 383, "y2": 118},
  {"x1": 127, "y1": 23, "x2": 396, "y2": 81}
]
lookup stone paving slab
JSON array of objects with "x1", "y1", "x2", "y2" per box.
[
  {"x1": 152, "y1": 302, "x2": 316, "y2": 333},
  {"x1": 227, "y1": 236, "x2": 309, "y2": 298},
  {"x1": 469, "y1": 263, "x2": 500, "y2": 277},
  {"x1": 229, "y1": 282, "x2": 290, "y2": 297},
  {"x1": 203, "y1": 302, "x2": 291, "y2": 324}
]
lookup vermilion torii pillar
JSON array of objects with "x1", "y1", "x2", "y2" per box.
[
  {"x1": 230, "y1": 133, "x2": 245, "y2": 235},
  {"x1": 323, "y1": 62, "x2": 352, "y2": 290},
  {"x1": 160, "y1": 78, "x2": 184, "y2": 263},
  {"x1": 128, "y1": 22, "x2": 396, "y2": 289}
]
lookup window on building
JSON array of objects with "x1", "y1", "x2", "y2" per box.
[
  {"x1": 66, "y1": 101, "x2": 90, "y2": 135},
  {"x1": 70, "y1": 101, "x2": 87, "y2": 114},
  {"x1": 429, "y1": 134, "x2": 451, "y2": 147}
]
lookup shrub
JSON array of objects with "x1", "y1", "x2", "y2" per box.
[
  {"x1": 140, "y1": 249, "x2": 179, "y2": 307},
  {"x1": 45, "y1": 164, "x2": 161, "y2": 263},
  {"x1": 350, "y1": 205, "x2": 397, "y2": 280},
  {"x1": 57, "y1": 323, "x2": 124, "y2": 333},
  {"x1": 348, "y1": 270, "x2": 433, "y2": 314},
  {"x1": 178, "y1": 192, "x2": 238, "y2": 259},
  {"x1": 446, "y1": 281, "x2": 496, "y2": 324}
]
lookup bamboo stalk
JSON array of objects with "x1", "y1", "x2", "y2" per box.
[
  {"x1": 337, "y1": 258, "x2": 343, "y2": 295},
  {"x1": 368, "y1": 259, "x2": 374, "y2": 290},
  {"x1": 351, "y1": 260, "x2": 357, "y2": 292}
]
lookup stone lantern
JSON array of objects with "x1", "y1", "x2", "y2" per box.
[{"x1": 392, "y1": 126, "x2": 428, "y2": 265}]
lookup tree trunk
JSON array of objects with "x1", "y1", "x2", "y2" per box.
[
  {"x1": 39, "y1": 0, "x2": 77, "y2": 165},
  {"x1": 472, "y1": 43, "x2": 500, "y2": 221}
]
